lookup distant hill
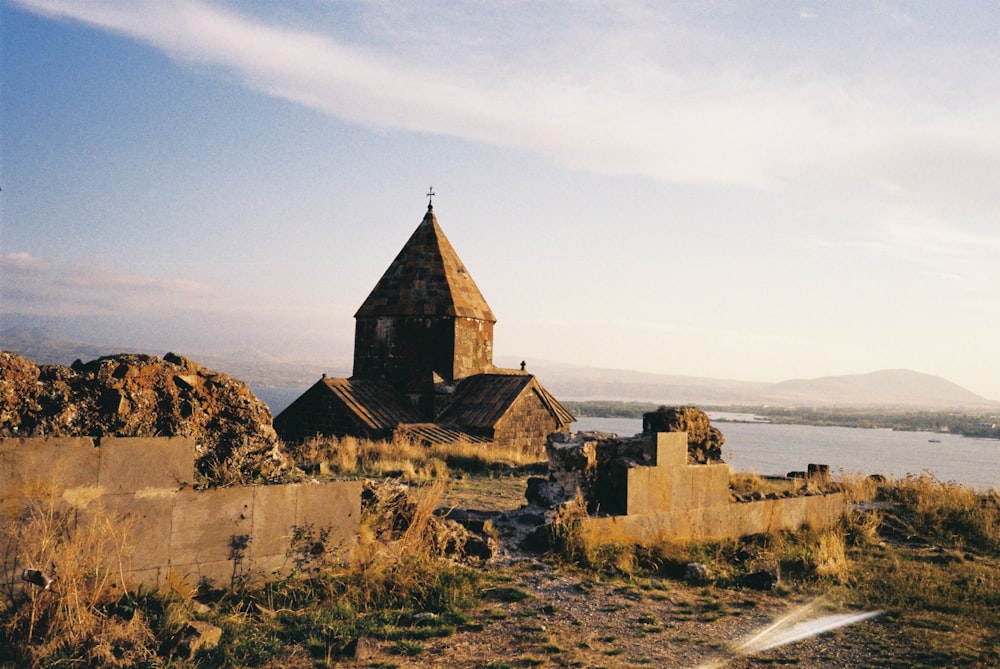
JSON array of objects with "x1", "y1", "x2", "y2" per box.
[
  {"x1": 500, "y1": 359, "x2": 1000, "y2": 410},
  {"x1": 0, "y1": 326, "x2": 118, "y2": 365},
  {"x1": 504, "y1": 358, "x2": 769, "y2": 405},
  {"x1": 759, "y1": 369, "x2": 995, "y2": 409},
  {"x1": 3, "y1": 327, "x2": 996, "y2": 413}
]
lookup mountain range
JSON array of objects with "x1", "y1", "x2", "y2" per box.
[{"x1": 2, "y1": 326, "x2": 996, "y2": 413}]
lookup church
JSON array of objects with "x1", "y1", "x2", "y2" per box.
[{"x1": 274, "y1": 200, "x2": 574, "y2": 456}]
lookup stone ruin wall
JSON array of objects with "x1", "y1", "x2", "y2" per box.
[
  {"x1": 0, "y1": 436, "x2": 361, "y2": 593},
  {"x1": 536, "y1": 431, "x2": 846, "y2": 544}
]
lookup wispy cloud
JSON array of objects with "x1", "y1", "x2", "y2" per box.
[
  {"x1": 1, "y1": 251, "x2": 49, "y2": 272},
  {"x1": 0, "y1": 252, "x2": 216, "y2": 317},
  {"x1": 14, "y1": 0, "x2": 1000, "y2": 194}
]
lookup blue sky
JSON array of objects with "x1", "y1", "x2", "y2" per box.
[{"x1": 2, "y1": 1, "x2": 999, "y2": 400}]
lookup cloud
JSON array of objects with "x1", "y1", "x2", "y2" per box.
[
  {"x1": 1, "y1": 252, "x2": 49, "y2": 272},
  {"x1": 14, "y1": 0, "x2": 1000, "y2": 195},
  {"x1": 0, "y1": 252, "x2": 216, "y2": 317}
]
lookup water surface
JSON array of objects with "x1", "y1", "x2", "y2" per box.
[{"x1": 574, "y1": 416, "x2": 999, "y2": 491}]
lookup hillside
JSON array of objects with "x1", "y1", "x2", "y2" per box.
[{"x1": 761, "y1": 369, "x2": 993, "y2": 408}]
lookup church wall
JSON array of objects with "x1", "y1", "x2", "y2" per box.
[
  {"x1": 494, "y1": 388, "x2": 569, "y2": 458},
  {"x1": 354, "y1": 317, "x2": 459, "y2": 392},
  {"x1": 452, "y1": 318, "x2": 494, "y2": 379}
]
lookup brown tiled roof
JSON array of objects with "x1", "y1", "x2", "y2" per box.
[
  {"x1": 437, "y1": 373, "x2": 575, "y2": 429},
  {"x1": 319, "y1": 377, "x2": 421, "y2": 431},
  {"x1": 355, "y1": 205, "x2": 496, "y2": 322},
  {"x1": 394, "y1": 423, "x2": 492, "y2": 446}
]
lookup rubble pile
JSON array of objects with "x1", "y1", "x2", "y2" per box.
[
  {"x1": 363, "y1": 480, "x2": 497, "y2": 562},
  {"x1": 643, "y1": 405, "x2": 725, "y2": 463},
  {"x1": 526, "y1": 431, "x2": 663, "y2": 516},
  {"x1": 0, "y1": 350, "x2": 287, "y2": 481}
]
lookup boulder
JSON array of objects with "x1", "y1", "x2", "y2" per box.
[
  {"x1": 0, "y1": 351, "x2": 287, "y2": 482},
  {"x1": 642, "y1": 406, "x2": 725, "y2": 463},
  {"x1": 169, "y1": 621, "x2": 222, "y2": 659},
  {"x1": 684, "y1": 562, "x2": 711, "y2": 584}
]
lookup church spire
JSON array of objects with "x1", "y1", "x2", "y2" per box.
[{"x1": 354, "y1": 204, "x2": 496, "y2": 322}]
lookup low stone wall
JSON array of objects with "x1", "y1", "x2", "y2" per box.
[
  {"x1": 0, "y1": 437, "x2": 361, "y2": 591},
  {"x1": 543, "y1": 432, "x2": 846, "y2": 543}
]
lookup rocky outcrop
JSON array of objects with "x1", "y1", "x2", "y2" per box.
[
  {"x1": 643, "y1": 405, "x2": 725, "y2": 463},
  {"x1": 0, "y1": 351, "x2": 287, "y2": 482}
]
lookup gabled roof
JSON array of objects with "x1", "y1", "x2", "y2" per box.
[
  {"x1": 355, "y1": 205, "x2": 496, "y2": 322},
  {"x1": 437, "y1": 373, "x2": 575, "y2": 429},
  {"x1": 317, "y1": 377, "x2": 422, "y2": 431},
  {"x1": 394, "y1": 423, "x2": 492, "y2": 446}
]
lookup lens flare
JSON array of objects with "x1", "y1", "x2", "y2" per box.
[{"x1": 692, "y1": 598, "x2": 882, "y2": 668}]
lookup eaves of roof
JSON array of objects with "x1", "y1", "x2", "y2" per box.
[{"x1": 320, "y1": 377, "x2": 421, "y2": 431}]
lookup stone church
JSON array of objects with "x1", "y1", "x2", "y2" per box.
[{"x1": 274, "y1": 202, "x2": 574, "y2": 455}]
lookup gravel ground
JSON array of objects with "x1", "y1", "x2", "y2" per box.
[{"x1": 375, "y1": 559, "x2": 888, "y2": 668}]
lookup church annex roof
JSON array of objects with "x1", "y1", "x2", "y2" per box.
[
  {"x1": 438, "y1": 373, "x2": 575, "y2": 430},
  {"x1": 354, "y1": 205, "x2": 496, "y2": 322},
  {"x1": 315, "y1": 377, "x2": 422, "y2": 432}
]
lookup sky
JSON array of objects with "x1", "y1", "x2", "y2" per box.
[{"x1": 2, "y1": 1, "x2": 999, "y2": 400}]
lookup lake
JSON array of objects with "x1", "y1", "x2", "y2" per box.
[{"x1": 573, "y1": 416, "x2": 999, "y2": 492}]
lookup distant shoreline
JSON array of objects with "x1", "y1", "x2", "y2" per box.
[{"x1": 562, "y1": 401, "x2": 1000, "y2": 441}]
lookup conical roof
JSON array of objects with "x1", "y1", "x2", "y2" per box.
[{"x1": 355, "y1": 205, "x2": 496, "y2": 321}]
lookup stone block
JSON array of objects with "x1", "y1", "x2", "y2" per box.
[
  {"x1": 248, "y1": 553, "x2": 288, "y2": 579},
  {"x1": 98, "y1": 437, "x2": 194, "y2": 493},
  {"x1": 295, "y1": 481, "x2": 363, "y2": 555},
  {"x1": 626, "y1": 465, "x2": 673, "y2": 515},
  {"x1": 697, "y1": 505, "x2": 732, "y2": 539},
  {"x1": 125, "y1": 567, "x2": 163, "y2": 590},
  {"x1": 626, "y1": 467, "x2": 651, "y2": 515},
  {"x1": 672, "y1": 464, "x2": 730, "y2": 511},
  {"x1": 170, "y1": 559, "x2": 241, "y2": 591},
  {"x1": 654, "y1": 432, "x2": 687, "y2": 466},
  {"x1": 0, "y1": 437, "x2": 99, "y2": 499},
  {"x1": 670, "y1": 508, "x2": 695, "y2": 539},
  {"x1": 778, "y1": 497, "x2": 808, "y2": 531},
  {"x1": 99, "y1": 491, "x2": 174, "y2": 572},
  {"x1": 170, "y1": 487, "x2": 253, "y2": 566},
  {"x1": 250, "y1": 484, "x2": 297, "y2": 561}
]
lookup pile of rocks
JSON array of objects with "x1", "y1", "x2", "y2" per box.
[
  {"x1": 643, "y1": 405, "x2": 725, "y2": 463},
  {"x1": 0, "y1": 350, "x2": 287, "y2": 482}
]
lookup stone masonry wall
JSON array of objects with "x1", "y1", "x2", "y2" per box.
[
  {"x1": 539, "y1": 431, "x2": 846, "y2": 543},
  {"x1": 0, "y1": 437, "x2": 361, "y2": 592},
  {"x1": 494, "y1": 389, "x2": 567, "y2": 458}
]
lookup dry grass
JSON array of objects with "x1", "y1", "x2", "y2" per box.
[
  {"x1": 287, "y1": 433, "x2": 544, "y2": 479},
  {"x1": 0, "y1": 480, "x2": 155, "y2": 668},
  {"x1": 876, "y1": 473, "x2": 1000, "y2": 553},
  {"x1": 729, "y1": 472, "x2": 794, "y2": 496}
]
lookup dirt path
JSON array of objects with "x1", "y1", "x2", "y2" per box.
[
  {"x1": 379, "y1": 559, "x2": 887, "y2": 668},
  {"x1": 364, "y1": 474, "x2": 890, "y2": 668}
]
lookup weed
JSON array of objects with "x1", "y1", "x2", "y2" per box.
[
  {"x1": 0, "y1": 480, "x2": 158, "y2": 668},
  {"x1": 484, "y1": 586, "x2": 532, "y2": 603},
  {"x1": 393, "y1": 639, "x2": 425, "y2": 656}
]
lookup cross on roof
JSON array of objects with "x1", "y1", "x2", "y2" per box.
[{"x1": 426, "y1": 186, "x2": 435, "y2": 207}]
